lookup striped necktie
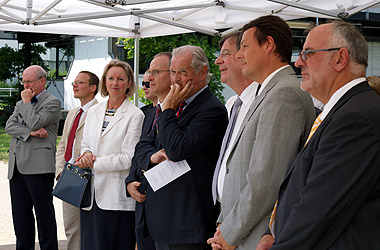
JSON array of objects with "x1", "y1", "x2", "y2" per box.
[
  {"x1": 269, "y1": 113, "x2": 323, "y2": 238},
  {"x1": 176, "y1": 101, "x2": 186, "y2": 117},
  {"x1": 152, "y1": 104, "x2": 162, "y2": 128}
]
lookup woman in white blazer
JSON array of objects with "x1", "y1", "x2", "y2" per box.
[{"x1": 75, "y1": 60, "x2": 144, "y2": 250}]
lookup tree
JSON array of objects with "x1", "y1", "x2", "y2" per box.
[
  {"x1": 0, "y1": 43, "x2": 48, "y2": 108},
  {"x1": 119, "y1": 33, "x2": 225, "y2": 103}
]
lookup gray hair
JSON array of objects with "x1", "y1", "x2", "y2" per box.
[
  {"x1": 329, "y1": 21, "x2": 368, "y2": 75},
  {"x1": 33, "y1": 65, "x2": 47, "y2": 80},
  {"x1": 172, "y1": 45, "x2": 212, "y2": 83}
]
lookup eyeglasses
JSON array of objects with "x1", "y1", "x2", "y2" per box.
[
  {"x1": 299, "y1": 48, "x2": 341, "y2": 62},
  {"x1": 142, "y1": 81, "x2": 150, "y2": 88},
  {"x1": 72, "y1": 81, "x2": 90, "y2": 86},
  {"x1": 20, "y1": 76, "x2": 42, "y2": 85},
  {"x1": 146, "y1": 70, "x2": 170, "y2": 77}
]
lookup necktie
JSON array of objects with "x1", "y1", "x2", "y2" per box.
[
  {"x1": 152, "y1": 104, "x2": 162, "y2": 128},
  {"x1": 31, "y1": 96, "x2": 38, "y2": 104},
  {"x1": 268, "y1": 113, "x2": 323, "y2": 237},
  {"x1": 64, "y1": 108, "x2": 83, "y2": 162},
  {"x1": 176, "y1": 101, "x2": 186, "y2": 117},
  {"x1": 212, "y1": 97, "x2": 243, "y2": 203}
]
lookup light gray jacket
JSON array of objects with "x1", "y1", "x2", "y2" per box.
[
  {"x1": 218, "y1": 66, "x2": 315, "y2": 249},
  {"x1": 6, "y1": 91, "x2": 61, "y2": 179}
]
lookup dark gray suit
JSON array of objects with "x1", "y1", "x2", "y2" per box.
[
  {"x1": 270, "y1": 82, "x2": 380, "y2": 249},
  {"x1": 6, "y1": 90, "x2": 60, "y2": 250}
]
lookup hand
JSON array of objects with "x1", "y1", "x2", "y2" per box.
[
  {"x1": 150, "y1": 149, "x2": 169, "y2": 164},
  {"x1": 207, "y1": 225, "x2": 237, "y2": 250},
  {"x1": 21, "y1": 89, "x2": 35, "y2": 103},
  {"x1": 74, "y1": 152, "x2": 96, "y2": 168},
  {"x1": 256, "y1": 234, "x2": 275, "y2": 250},
  {"x1": 30, "y1": 127, "x2": 48, "y2": 138},
  {"x1": 161, "y1": 81, "x2": 193, "y2": 111},
  {"x1": 127, "y1": 181, "x2": 146, "y2": 202}
]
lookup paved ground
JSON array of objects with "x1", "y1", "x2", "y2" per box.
[{"x1": 0, "y1": 161, "x2": 67, "y2": 250}]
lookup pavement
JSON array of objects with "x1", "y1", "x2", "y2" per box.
[{"x1": 0, "y1": 161, "x2": 67, "y2": 250}]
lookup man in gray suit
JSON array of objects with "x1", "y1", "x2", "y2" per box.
[
  {"x1": 207, "y1": 15, "x2": 315, "y2": 250},
  {"x1": 56, "y1": 71, "x2": 99, "y2": 250},
  {"x1": 6, "y1": 65, "x2": 61, "y2": 250}
]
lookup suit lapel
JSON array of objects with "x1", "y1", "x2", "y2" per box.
[
  {"x1": 177, "y1": 87, "x2": 211, "y2": 126},
  {"x1": 78, "y1": 100, "x2": 98, "y2": 131},
  {"x1": 228, "y1": 67, "x2": 293, "y2": 157},
  {"x1": 33, "y1": 91, "x2": 49, "y2": 110}
]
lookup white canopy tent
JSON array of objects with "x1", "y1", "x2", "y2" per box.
[
  {"x1": 1, "y1": 0, "x2": 379, "y2": 107},
  {"x1": 0, "y1": 0, "x2": 379, "y2": 38}
]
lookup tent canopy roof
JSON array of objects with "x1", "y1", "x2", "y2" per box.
[{"x1": 0, "y1": 0, "x2": 379, "y2": 38}]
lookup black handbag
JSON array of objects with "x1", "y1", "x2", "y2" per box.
[{"x1": 52, "y1": 163, "x2": 92, "y2": 208}]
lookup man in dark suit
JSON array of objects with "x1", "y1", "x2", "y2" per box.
[
  {"x1": 133, "y1": 45, "x2": 228, "y2": 250},
  {"x1": 256, "y1": 21, "x2": 380, "y2": 250},
  {"x1": 127, "y1": 52, "x2": 172, "y2": 250},
  {"x1": 6, "y1": 65, "x2": 60, "y2": 250}
]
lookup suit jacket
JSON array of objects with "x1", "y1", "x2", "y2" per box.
[
  {"x1": 125, "y1": 104, "x2": 156, "y2": 224},
  {"x1": 81, "y1": 99, "x2": 144, "y2": 211},
  {"x1": 5, "y1": 91, "x2": 61, "y2": 179},
  {"x1": 55, "y1": 100, "x2": 98, "y2": 176},
  {"x1": 134, "y1": 87, "x2": 228, "y2": 244},
  {"x1": 218, "y1": 66, "x2": 315, "y2": 249},
  {"x1": 271, "y1": 82, "x2": 380, "y2": 249}
]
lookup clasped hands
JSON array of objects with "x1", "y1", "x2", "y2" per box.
[
  {"x1": 74, "y1": 152, "x2": 96, "y2": 168},
  {"x1": 207, "y1": 224, "x2": 237, "y2": 250}
]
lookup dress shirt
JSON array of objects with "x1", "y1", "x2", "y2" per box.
[
  {"x1": 67, "y1": 98, "x2": 96, "y2": 164},
  {"x1": 257, "y1": 65, "x2": 290, "y2": 96},
  {"x1": 319, "y1": 77, "x2": 365, "y2": 122},
  {"x1": 217, "y1": 81, "x2": 259, "y2": 201}
]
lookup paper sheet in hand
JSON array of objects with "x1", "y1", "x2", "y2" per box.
[{"x1": 144, "y1": 160, "x2": 191, "y2": 192}]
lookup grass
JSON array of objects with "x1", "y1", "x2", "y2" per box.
[
  {"x1": 0, "y1": 127, "x2": 61, "y2": 163},
  {"x1": 0, "y1": 127, "x2": 11, "y2": 162}
]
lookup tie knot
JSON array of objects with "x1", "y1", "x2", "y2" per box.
[
  {"x1": 233, "y1": 97, "x2": 243, "y2": 107},
  {"x1": 156, "y1": 104, "x2": 162, "y2": 113}
]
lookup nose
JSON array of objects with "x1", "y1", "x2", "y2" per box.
[
  {"x1": 147, "y1": 74, "x2": 154, "y2": 81},
  {"x1": 235, "y1": 48, "x2": 243, "y2": 60},
  {"x1": 215, "y1": 54, "x2": 223, "y2": 65},
  {"x1": 294, "y1": 55, "x2": 304, "y2": 68}
]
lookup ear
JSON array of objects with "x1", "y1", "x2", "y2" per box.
[
  {"x1": 335, "y1": 48, "x2": 349, "y2": 72},
  {"x1": 264, "y1": 36, "x2": 275, "y2": 54},
  {"x1": 90, "y1": 84, "x2": 97, "y2": 94},
  {"x1": 199, "y1": 65, "x2": 208, "y2": 81}
]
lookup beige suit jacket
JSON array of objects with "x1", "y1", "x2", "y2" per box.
[{"x1": 55, "y1": 100, "x2": 98, "y2": 176}]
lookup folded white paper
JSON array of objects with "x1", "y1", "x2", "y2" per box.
[{"x1": 144, "y1": 160, "x2": 191, "y2": 192}]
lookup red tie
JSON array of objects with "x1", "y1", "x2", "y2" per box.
[
  {"x1": 176, "y1": 101, "x2": 186, "y2": 117},
  {"x1": 152, "y1": 104, "x2": 162, "y2": 128},
  {"x1": 64, "y1": 108, "x2": 83, "y2": 162}
]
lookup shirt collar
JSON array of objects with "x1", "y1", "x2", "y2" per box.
[{"x1": 320, "y1": 77, "x2": 366, "y2": 120}]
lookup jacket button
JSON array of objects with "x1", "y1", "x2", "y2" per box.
[{"x1": 226, "y1": 168, "x2": 229, "y2": 174}]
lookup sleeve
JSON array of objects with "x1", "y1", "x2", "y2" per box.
[
  {"x1": 55, "y1": 110, "x2": 74, "y2": 176},
  {"x1": 5, "y1": 102, "x2": 32, "y2": 141},
  {"x1": 220, "y1": 86, "x2": 312, "y2": 246},
  {"x1": 19, "y1": 98, "x2": 61, "y2": 132},
  {"x1": 271, "y1": 111, "x2": 380, "y2": 249}
]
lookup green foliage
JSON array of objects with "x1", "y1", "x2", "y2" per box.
[
  {"x1": 118, "y1": 33, "x2": 224, "y2": 103},
  {"x1": 0, "y1": 43, "x2": 48, "y2": 107}
]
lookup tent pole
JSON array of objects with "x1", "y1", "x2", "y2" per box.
[{"x1": 133, "y1": 21, "x2": 140, "y2": 107}]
